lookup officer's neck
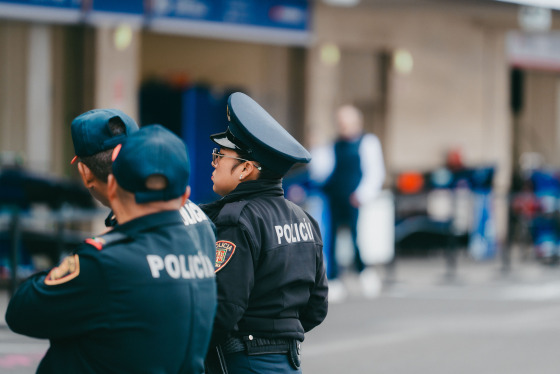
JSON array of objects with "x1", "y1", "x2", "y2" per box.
[
  {"x1": 110, "y1": 194, "x2": 185, "y2": 225},
  {"x1": 107, "y1": 178, "x2": 188, "y2": 224}
]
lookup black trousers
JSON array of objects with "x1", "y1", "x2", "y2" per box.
[{"x1": 224, "y1": 352, "x2": 301, "y2": 374}]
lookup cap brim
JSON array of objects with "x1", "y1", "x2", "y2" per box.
[
  {"x1": 210, "y1": 132, "x2": 240, "y2": 150},
  {"x1": 70, "y1": 155, "x2": 78, "y2": 164}
]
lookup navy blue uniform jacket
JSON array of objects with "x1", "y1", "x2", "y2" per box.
[
  {"x1": 201, "y1": 180, "x2": 328, "y2": 347},
  {"x1": 6, "y1": 208, "x2": 217, "y2": 374}
]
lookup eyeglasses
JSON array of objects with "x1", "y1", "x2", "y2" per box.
[{"x1": 212, "y1": 148, "x2": 262, "y2": 170}]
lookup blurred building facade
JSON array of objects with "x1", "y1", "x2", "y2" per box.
[{"x1": 1, "y1": 0, "x2": 560, "y2": 238}]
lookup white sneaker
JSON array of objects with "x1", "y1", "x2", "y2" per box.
[
  {"x1": 328, "y1": 279, "x2": 347, "y2": 303},
  {"x1": 360, "y1": 268, "x2": 382, "y2": 299}
]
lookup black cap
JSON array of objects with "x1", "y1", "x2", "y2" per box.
[
  {"x1": 210, "y1": 92, "x2": 311, "y2": 176},
  {"x1": 112, "y1": 125, "x2": 190, "y2": 204},
  {"x1": 70, "y1": 109, "x2": 139, "y2": 164}
]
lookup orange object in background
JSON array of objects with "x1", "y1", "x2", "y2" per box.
[{"x1": 396, "y1": 172, "x2": 425, "y2": 194}]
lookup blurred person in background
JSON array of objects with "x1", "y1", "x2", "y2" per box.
[
  {"x1": 5, "y1": 125, "x2": 217, "y2": 374},
  {"x1": 202, "y1": 92, "x2": 328, "y2": 374},
  {"x1": 310, "y1": 104, "x2": 385, "y2": 302}
]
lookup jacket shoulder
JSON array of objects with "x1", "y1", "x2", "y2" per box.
[
  {"x1": 216, "y1": 201, "x2": 250, "y2": 225},
  {"x1": 82, "y1": 231, "x2": 130, "y2": 251}
]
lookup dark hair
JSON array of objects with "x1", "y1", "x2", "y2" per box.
[
  {"x1": 235, "y1": 150, "x2": 283, "y2": 181},
  {"x1": 79, "y1": 117, "x2": 126, "y2": 183}
]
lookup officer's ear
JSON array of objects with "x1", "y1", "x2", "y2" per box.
[
  {"x1": 243, "y1": 162, "x2": 259, "y2": 179},
  {"x1": 107, "y1": 174, "x2": 118, "y2": 203},
  {"x1": 180, "y1": 186, "x2": 191, "y2": 206},
  {"x1": 77, "y1": 162, "x2": 96, "y2": 188}
]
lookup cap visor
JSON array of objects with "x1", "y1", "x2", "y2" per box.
[
  {"x1": 210, "y1": 132, "x2": 239, "y2": 150},
  {"x1": 70, "y1": 155, "x2": 78, "y2": 164}
]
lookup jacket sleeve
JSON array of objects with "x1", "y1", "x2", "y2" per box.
[
  {"x1": 5, "y1": 246, "x2": 106, "y2": 339},
  {"x1": 210, "y1": 221, "x2": 257, "y2": 347},
  {"x1": 300, "y1": 242, "x2": 329, "y2": 332}
]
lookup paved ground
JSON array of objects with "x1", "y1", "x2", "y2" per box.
[
  {"x1": 303, "y1": 253, "x2": 560, "y2": 374},
  {"x1": 1, "y1": 251, "x2": 559, "y2": 373}
]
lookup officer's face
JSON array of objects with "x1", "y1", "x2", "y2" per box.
[{"x1": 211, "y1": 148, "x2": 244, "y2": 196}]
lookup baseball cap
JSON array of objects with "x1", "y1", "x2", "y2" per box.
[
  {"x1": 210, "y1": 92, "x2": 311, "y2": 176},
  {"x1": 70, "y1": 109, "x2": 139, "y2": 164},
  {"x1": 111, "y1": 125, "x2": 190, "y2": 204}
]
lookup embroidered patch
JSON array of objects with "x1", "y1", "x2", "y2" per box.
[
  {"x1": 45, "y1": 255, "x2": 80, "y2": 285},
  {"x1": 215, "y1": 240, "x2": 236, "y2": 273}
]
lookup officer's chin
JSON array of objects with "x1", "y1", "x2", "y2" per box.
[{"x1": 212, "y1": 185, "x2": 228, "y2": 197}]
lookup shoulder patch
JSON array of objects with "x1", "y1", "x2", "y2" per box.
[
  {"x1": 45, "y1": 255, "x2": 80, "y2": 285},
  {"x1": 85, "y1": 237, "x2": 105, "y2": 250},
  {"x1": 215, "y1": 240, "x2": 236, "y2": 272},
  {"x1": 84, "y1": 232, "x2": 129, "y2": 251}
]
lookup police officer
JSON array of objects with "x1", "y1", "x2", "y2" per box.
[
  {"x1": 6, "y1": 125, "x2": 217, "y2": 374},
  {"x1": 70, "y1": 108, "x2": 139, "y2": 221},
  {"x1": 202, "y1": 92, "x2": 328, "y2": 373},
  {"x1": 71, "y1": 108, "x2": 210, "y2": 229}
]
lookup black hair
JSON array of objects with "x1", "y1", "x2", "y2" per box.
[{"x1": 79, "y1": 117, "x2": 126, "y2": 183}]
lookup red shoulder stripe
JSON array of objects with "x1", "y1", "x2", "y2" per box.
[{"x1": 85, "y1": 238, "x2": 103, "y2": 250}]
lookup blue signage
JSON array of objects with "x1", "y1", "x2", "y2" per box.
[
  {"x1": 91, "y1": 0, "x2": 143, "y2": 15},
  {"x1": 0, "y1": 0, "x2": 311, "y2": 43},
  {"x1": 0, "y1": 0, "x2": 82, "y2": 23},
  {"x1": 149, "y1": 0, "x2": 309, "y2": 31},
  {"x1": 0, "y1": 0, "x2": 81, "y2": 9}
]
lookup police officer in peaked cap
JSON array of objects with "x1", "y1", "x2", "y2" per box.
[
  {"x1": 202, "y1": 92, "x2": 328, "y2": 374},
  {"x1": 6, "y1": 125, "x2": 217, "y2": 374}
]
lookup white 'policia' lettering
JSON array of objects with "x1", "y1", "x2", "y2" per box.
[
  {"x1": 146, "y1": 252, "x2": 215, "y2": 279},
  {"x1": 275, "y1": 219, "x2": 314, "y2": 245},
  {"x1": 179, "y1": 201, "x2": 208, "y2": 226}
]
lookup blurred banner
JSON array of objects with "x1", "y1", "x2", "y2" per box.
[
  {"x1": 0, "y1": 0, "x2": 311, "y2": 44},
  {"x1": 507, "y1": 31, "x2": 560, "y2": 70},
  {"x1": 0, "y1": 0, "x2": 82, "y2": 23}
]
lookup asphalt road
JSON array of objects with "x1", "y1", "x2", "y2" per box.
[
  {"x1": 1, "y1": 256, "x2": 560, "y2": 374},
  {"x1": 303, "y1": 296, "x2": 560, "y2": 374}
]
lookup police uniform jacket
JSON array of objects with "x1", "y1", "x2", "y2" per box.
[
  {"x1": 6, "y1": 210, "x2": 217, "y2": 374},
  {"x1": 201, "y1": 179, "x2": 328, "y2": 347}
]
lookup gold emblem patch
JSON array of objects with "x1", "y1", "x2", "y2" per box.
[
  {"x1": 45, "y1": 255, "x2": 80, "y2": 285},
  {"x1": 215, "y1": 240, "x2": 236, "y2": 273}
]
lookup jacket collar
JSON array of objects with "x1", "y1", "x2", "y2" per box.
[
  {"x1": 112, "y1": 210, "x2": 184, "y2": 236},
  {"x1": 201, "y1": 179, "x2": 283, "y2": 221},
  {"x1": 224, "y1": 179, "x2": 283, "y2": 201}
]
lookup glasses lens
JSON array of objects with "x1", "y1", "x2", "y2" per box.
[{"x1": 212, "y1": 148, "x2": 219, "y2": 164}]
